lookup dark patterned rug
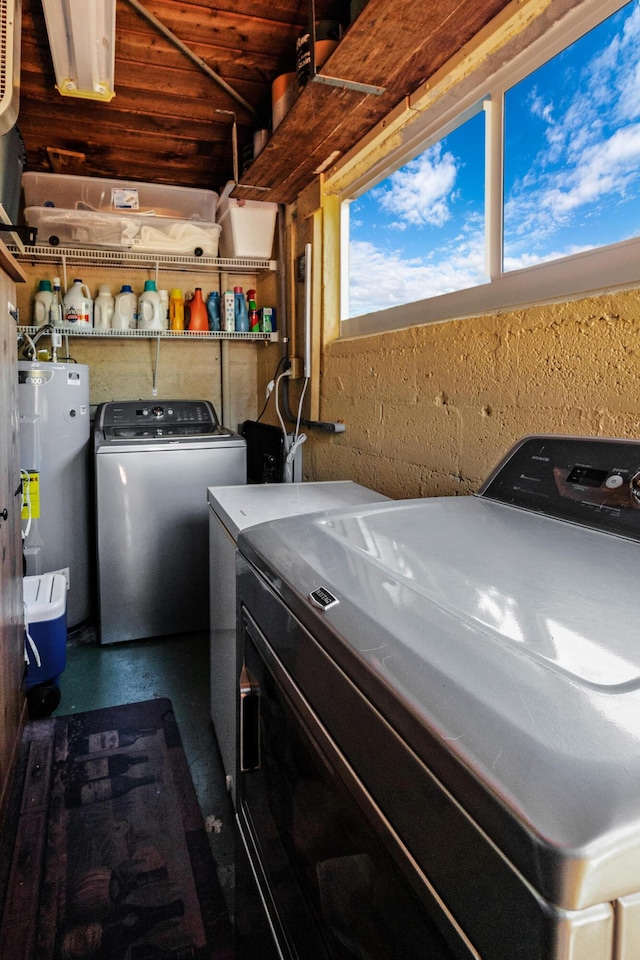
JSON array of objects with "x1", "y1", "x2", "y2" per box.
[{"x1": 0, "y1": 698, "x2": 234, "y2": 960}]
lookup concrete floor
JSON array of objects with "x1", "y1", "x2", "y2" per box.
[{"x1": 60, "y1": 628, "x2": 237, "y2": 916}]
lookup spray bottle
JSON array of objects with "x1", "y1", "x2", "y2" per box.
[{"x1": 49, "y1": 277, "x2": 63, "y2": 327}]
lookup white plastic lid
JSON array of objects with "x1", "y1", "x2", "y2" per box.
[{"x1": 23, "y1": 573, "x2": 67, "y2": 623}]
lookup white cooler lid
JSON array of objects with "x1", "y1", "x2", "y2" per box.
[{"x1": 23, "y1": 573, "x2": 67, "y2": 622}]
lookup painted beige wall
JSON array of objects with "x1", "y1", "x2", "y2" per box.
[{"x1": 302, "y1": 290, "x2": 640, "y2": 499}]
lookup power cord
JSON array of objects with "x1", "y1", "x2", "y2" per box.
[
  {"x1": 20, "y1": 469, "x2": 32, "y2": 539},
  {"x1": 20, "y1": 468, "x2": 41, "y2": 667},
  {"x1": 274, "y1": 369, "x2": 292, "y2": 449},
  {"x1": 255, "y1": 355, "x2": 287, "y2": 422},
  {"x1": 279, "y1": 372, "x2": 309, "y2": 482},
  {"x1": 24, "y1": 602, "x2": 42, "y2": 668}
]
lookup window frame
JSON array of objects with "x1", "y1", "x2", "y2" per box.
[{"x1": 334, "y1": 0, "x2": 638, "y2": 338}]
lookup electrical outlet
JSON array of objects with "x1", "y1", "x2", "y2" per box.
[
  {"x1": 288, "y1": 357, "x2": 303, "y2": 379},
  {"x1": 50, "y1": 567, "x2": 70, "y2": 590}
]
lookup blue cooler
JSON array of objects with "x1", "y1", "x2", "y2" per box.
[{"x1": 23, "y1": 573, "x2": 67, "y2": 689}]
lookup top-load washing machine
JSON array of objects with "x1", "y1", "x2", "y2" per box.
[
  {"x1": 94, "y1": 399, "x2": 245, "y2": 645},
  {"x1": 235, "y1": 435, "x2": 640, "y2": 960}
]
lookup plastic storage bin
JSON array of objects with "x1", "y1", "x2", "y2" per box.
[
  {"x1": 23, "y1": 172, "x2": 218, "y2": 221},
  {"x1": 217, "y1": 195, "x2": 278, "y2": 259},
  {"x1": 23, "y1": 572, "x2": 67, "y2": 689},
  {"x1": 25, "y1": 207, "x2": 222, "y2": 256}
]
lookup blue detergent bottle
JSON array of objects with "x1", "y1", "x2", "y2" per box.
[
  {"x1": 207, "y1": 291, "x2": 221, "y2": 331},
  {"x1": 234, "y1": 287, "x2": 249, "y2": 332}
]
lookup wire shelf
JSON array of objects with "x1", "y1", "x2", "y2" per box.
[
  {"x1": 17, "y1": 324, "x2": 277, "y2": 342},
  {"x1": 9, "y1": 244, "x2": 276, "y2": 274}
]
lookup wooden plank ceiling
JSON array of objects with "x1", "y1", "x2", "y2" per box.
[{"x1": 17, "y1": 0, "x2": 511, "y2": 203}]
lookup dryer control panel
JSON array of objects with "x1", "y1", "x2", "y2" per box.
[{"x1": 479, "y1": 435, "x2": 640, "y2": 541}]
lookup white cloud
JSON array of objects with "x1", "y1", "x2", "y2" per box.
[
  {"x1": 503, "y1": 242, "x2": 595, "y2": 273},
  {"x1": 348, "y1": 232, "x2": 486, "y2": 318},
  {"x1": 546, "y1": 123, "x2": 640, "y2": 214},
  {"x1": 373, "y1": 144, "x2": 459, "y2": 227},
  {"x1": 505, "y1": 2, "x2": 640, "y2": 259},
  {"x1": 529, "y1": 88, "x2": 554, "y2": 124}
]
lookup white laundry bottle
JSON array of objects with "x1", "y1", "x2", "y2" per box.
[
  {"x1": 158, "y1": 289, "x2": 169, "y2": 329},
  {"x1": 33, "y1": 280, "x2": 53, "y2": 326},
  {"x1": 94, "y1": 284, "x2": 115, "y2": 331},
  {"x1": 112, "y1": 285, "x2": 137, "y2": 330},
  {"x1": 137, "y1": 280, "x2": 164, "y2": 331},
  {"x1": 63, "y1": 279, "x2": 93, "y2": 328}
]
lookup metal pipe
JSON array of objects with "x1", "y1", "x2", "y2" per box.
[
  {"x1": 123, "y1": 0, "x2": 256, "y2": 117},
  {"x1": 303, "y1": 242, "x2": 312, "y2": 378},
  {"x1": 152, "y1": 335, "x2": 161, "y2": 397},
  {"x1": 277, "y1": 204, "x2": 289, "y2": 352}
]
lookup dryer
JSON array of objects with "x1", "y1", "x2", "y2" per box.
[{"x1": 235, "y1": 435, "x2": 640, "y2": 960}]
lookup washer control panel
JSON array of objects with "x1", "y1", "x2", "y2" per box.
[
  {"x1": 479, "y1": 435, "x2": 640, "y2": 541},
  {"x1": 99, "y1": 400, "x2": 216, "y2": 426},
  {"x1": 95, "y1": 399, "x2": 223, "y2": 440}
]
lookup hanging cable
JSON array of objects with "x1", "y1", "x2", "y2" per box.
[
  {"x1": 24, "y1": 602, "x2": 42, "y2": 668},
  {"x1": 255, "y1": 355, "x2": 287, "y2": 422},
  {"x1": 281, "y1": 375, "x2": 309, "y2": 482},
  {"x1": 20, "y1": 468, "x2": 32, "y2": 539},
  {"x1": 274, "y1": 370, "x2": 292, "y2": 449}
]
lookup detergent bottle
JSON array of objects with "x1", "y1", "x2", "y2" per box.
[
  {"x1": 113, "y1": 285, "x2": 137, "y2": 330},
  {"x1": 169, "y1": 289, "x2": 185, "y2": 331},
  {"x1": 94, "y1": 285, "x2": 115, "y2": 331},
  {"x1": 137, "y1": 280, "x2": 164, "y2": 331},
  {"x1": 63, "y1": 279, "x2": 93, "y2": 328},
  {"x1": 187, "y1": 288, "x2": 208, "y2": 332},
  {"x1": 233, "y1": 286, "x2": 249, "y2": 332},
  {"x1": 33, "y1": 280, "x2": 53, "y2": 326},
  {"x1": 206, "y1": 291, "x2": 221, "y2": 331}
]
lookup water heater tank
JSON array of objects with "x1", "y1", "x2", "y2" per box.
[{"x1": 18, "y1": 361, "x2": 91, "y2": 629}]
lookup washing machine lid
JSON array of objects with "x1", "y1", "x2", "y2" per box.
[
  {"x1": 102, "y1": 423, "x2": 229, "y2": 440},
  {"x1": 238, "y1": 436, "x2": 640, "y2": 912}
]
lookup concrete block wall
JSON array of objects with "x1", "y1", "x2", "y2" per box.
[{"x1": 303, "y1": 289, "x2": 640, "y2": 499}]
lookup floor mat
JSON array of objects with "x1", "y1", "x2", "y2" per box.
[{"x1": 0, "y1": 698, "x2": 234, "y2": 959}]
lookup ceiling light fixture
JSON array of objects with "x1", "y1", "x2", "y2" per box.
[{"x1": 41, "y1": 0, "x2": 116, "y2": 102}]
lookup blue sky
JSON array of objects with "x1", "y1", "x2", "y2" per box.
[{"x1": 348, "y1": 0, "x2": 640, "y2": 317}]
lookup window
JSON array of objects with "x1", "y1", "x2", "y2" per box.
[
  {"x1": 338, "y1": 0, "x2": 640, "y2": 335},
  {"x1": 346, "y1": 109, "x2": 486, "y2": 319},
  {"x1": 504, "y1": 2, "x2": 640, "y2": 270}
]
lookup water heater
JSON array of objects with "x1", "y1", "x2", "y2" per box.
[{"x1": 18, "y1": 361, "x2": 91, "y2": 628}]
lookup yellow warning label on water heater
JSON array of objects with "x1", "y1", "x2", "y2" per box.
[{"x1": 22, "y1": 472, "x2": 40, "y2": 520}]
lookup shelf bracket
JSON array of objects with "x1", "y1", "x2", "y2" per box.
[
  {"x1": 306, "y1": 0, "x2": 385, "y2": 96},
  {"x1": 310, "y1": 73, "x2": 385, "y2": 96},
  {"x1": 152, "y1": 336, "x2": 161, "y2": 397},
  {"x1": 0, "y1": 223, "x2": 38, "y2": 246}
]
